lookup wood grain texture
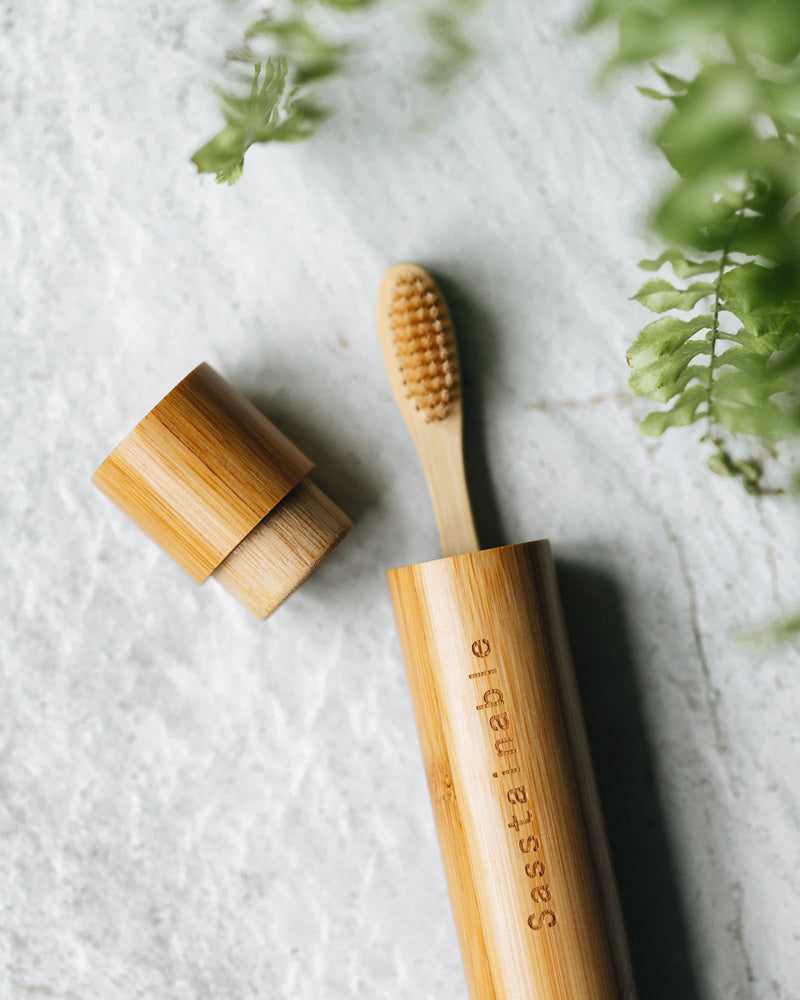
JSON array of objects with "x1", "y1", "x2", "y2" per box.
[
  {"x1": 92, "y1": 363, "x2": 313, "y2": 582},
  {"x1": 212, "y1": 478, "x2": 352, "y2": 619},
  {"x1": 387, "y1": 541, "x2": 636, "y2": 1000},
  {"x1": 377, "y1": 263, "x2": 479, "y2": 557}
]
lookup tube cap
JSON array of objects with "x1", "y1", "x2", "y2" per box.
[{"x1": 92, "y1": 362, "x2": 351, "y2": 617}]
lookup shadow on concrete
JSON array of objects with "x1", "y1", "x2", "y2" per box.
[
  {"x1": 556, "y1": 560, "x2": 701, "y2": 1000},
  {"x1": 228, "y1": 362, "x2": 380, "y2": 532}
]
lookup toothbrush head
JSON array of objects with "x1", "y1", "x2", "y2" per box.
[{"x1": 379, "y1": 263, "x2": 460, "y2": 423}]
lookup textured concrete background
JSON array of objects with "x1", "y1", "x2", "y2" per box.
[{"x1": 2, "y1": 2, "x2": 799, "y2": 998}]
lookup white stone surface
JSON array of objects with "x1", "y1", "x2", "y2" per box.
[{"x1": 2, "y1": 2, "x2": 799, "y2": 998}]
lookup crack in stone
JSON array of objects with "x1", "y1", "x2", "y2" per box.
[
  {"x1": 662, "y1": 517, "x2": 732, "y2": 774},
  {"x1": 756, "y1": 500, "x2": 784, "y2": 613},
  {"x1": 524, "y1": 390, "x2": 632, "y2": 411},
  {"x1": 729, "y1": 880, "x2": 759, "y2": 998},
  {"x1": 744, "y1": 502, "x2": 800, "y2": 655}
]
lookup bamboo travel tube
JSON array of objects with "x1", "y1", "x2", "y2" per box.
[
  {"x1": 93, "y1": 363, "x2": 351, "y2": 618},
  {"x1": 379, "y1": 265, "x2": 636, "y2": 999}
]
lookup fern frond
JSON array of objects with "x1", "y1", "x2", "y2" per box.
[
  {"x1": 583, "y1": 0, "x2": 800, "y2": 508},
  {"x1": 628, "y1": 248, "x2": 800, "y2": 457}
]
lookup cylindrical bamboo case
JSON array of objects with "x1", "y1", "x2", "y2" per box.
[{"x1": 387, "y1": 541, "x2": 636, "y2": 1000}]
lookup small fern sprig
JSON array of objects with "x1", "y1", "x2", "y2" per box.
[
  {"x1": 191, "y1": 56, "x2": 327, "y2": 184},
  {"x1": 192, "y1": 0, "x2": 492, "y2": 183},
  {"x1": 191, "y1": 10, "x2": 362, "y2": 183}
]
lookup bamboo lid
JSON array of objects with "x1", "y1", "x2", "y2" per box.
[{"x1": 93, "y1": 363, "x2": 352, "y2": 617}]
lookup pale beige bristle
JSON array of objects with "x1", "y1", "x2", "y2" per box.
[{"x1": 387, "y1": 271, "x2": 459, "y2": 422}]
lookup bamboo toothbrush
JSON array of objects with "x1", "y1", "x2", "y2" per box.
[
  {"x1": 377, "y1": 263, "x2": 479, "y2": 557},
  {"x1": 378, "y1": 263, "x2": 637, "y2": 1000}
]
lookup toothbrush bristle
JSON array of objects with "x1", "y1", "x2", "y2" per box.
[{"x1": 388, "y1": 270, "x2": 459, "y2": 422}]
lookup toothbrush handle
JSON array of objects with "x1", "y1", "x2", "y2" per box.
[{"x1": 387, "y1": 541, "x2": 637, "y2": 1000}]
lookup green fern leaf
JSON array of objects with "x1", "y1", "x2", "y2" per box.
[
  {"x1": 716, "y1": 346, "x2": 780, "y2": 374},
  {"x1": 629, "y1": 341, "x2": 711, "y2": 400},
  {"x1": 638, "y1": 248, "x2": 720, "y2": 279},
  {"x1": 713, "y1": 368, "x2": 791, "y2": 407},
  {"x1": 626, "y1": 314, "x2": 713, "y2": 368},
  {"x1": 724, "y1": 328, "x2": 800, "y2": 357},
  {"x1": 711, "y1": 397, "x2": 785, "y2": 436},
  {"x1": 636, "y1": 86, "x2": 673, "y2": 101},
  {"x1": 637, "y1": 384, "x2": 708, "y2": 436},
  {"x1": 652, "y1": 65, "x2": 689, "y2": 94},
  {"x1": 631, "y1": 278, "x2": 715, "y2": 312},
  {"x1": 720, "y1": 262, "x2": 781, "y2": 315},
  {"x1": 630, "y1": 360, "x2": 709, "y2": 403}
]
